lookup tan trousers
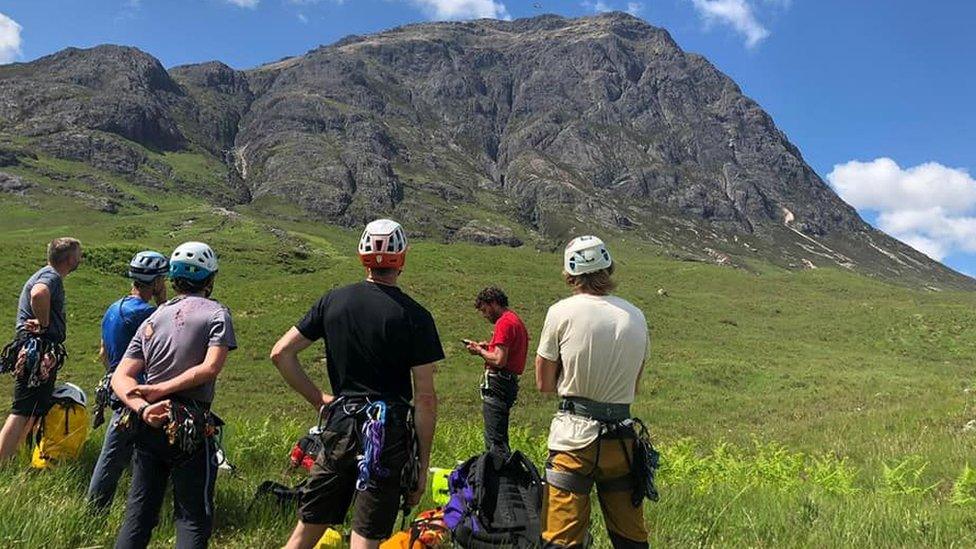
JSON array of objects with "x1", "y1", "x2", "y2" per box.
[{"x1": 543, "y1": 438, "x2": 648, "y2": 547}]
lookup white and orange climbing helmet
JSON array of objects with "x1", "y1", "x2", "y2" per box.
[{"x1": 358, "y1": 219, "x2": 408, "y2": 269}]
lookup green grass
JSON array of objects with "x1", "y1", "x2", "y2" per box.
[{"x1": 2, "y1": 173, "x2": 976, "y2": 546}]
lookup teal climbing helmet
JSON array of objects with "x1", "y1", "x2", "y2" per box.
[{"x1": 169, "y1": 241, "x2": 218, "y2": 281}]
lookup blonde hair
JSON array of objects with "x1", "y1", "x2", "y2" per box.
[
  {"x1": 47, "y1": 237, "x2": 81, "y2": 266},
  {"x1": 563, "y1": 264, "x2": 617, "y2": 295}
]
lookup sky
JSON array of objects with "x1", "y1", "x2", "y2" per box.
[{"x1": 0, "y1": 0, "x2": 974, "y2": 274}]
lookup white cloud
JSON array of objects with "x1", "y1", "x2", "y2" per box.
[
  {"x1": 690, "y1": 0, "x2": 769, "y2": 48},
  {"x1": 581, "y1": 0, "x2": 613, "y2": 12},
  {"x1": 897, "y1": 233, "x2": 949, "y2": 261},
  {"x1": 829, "y1": 158, "x2": 976, "y2": 214},
  {"x1": 581, "y1": 0, "x2": 644, "y2": 15},
  {"x1": 225, "y1": 0, "x2": 259, "y2": 8},
  {"x1": 409, "y1": 0, "x2": 510, "y2": 20},
  {"x1": 827, "y1": 158, "x2": 976, "y2": 262},
  {"x1": 875, "y1": 208, "x2": 976, "y2": 261},
  {"x1": 0, "y1": 13, "x2": 22, "y2": 64}
]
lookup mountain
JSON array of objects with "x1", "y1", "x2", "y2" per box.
[{"x1": 0, "y1": 13, "x2": 970, "y2": 289}]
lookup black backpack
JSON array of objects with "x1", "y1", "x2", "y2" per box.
[{"x1": 443, "y1": 450, "x2": 544, "y2": 548}]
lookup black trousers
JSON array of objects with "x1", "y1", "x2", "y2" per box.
[
  {"x1": 114, "y1": 427, "x2": 217, "y2": 549},
  {"x1": 481, "y1": 371, "x2": 519, "y2": 453}
]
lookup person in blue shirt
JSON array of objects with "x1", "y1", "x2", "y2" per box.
[{"x1": 86, "y1": 251, "x2": 169, "y2": 510}]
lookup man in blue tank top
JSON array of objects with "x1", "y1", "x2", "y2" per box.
[{"x1": 86, "y1": 251, "x2": 169, "y2": 510}]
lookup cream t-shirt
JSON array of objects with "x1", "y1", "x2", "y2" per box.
[{"x1": 536, "y1": 293, "x2": 649, "y2": 451}]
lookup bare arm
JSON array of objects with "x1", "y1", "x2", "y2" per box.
[
  {"x1": 469, "y1": 342, "x2": 509, "y2": 368},
  {"x1": 535, "y1": 355, "x2": 560, "y2": 393},
  {"x1": 112, "y1": 357, "x2": 149, "y2": 412},
  {"x1": 412, "y1": 364, "x2": 437, "y2": 468},
  {"x1": 408, "y1": 363, "x2": 437, "y2": 504},
  {"x1": 30, "y1": 283, "x2": 51, "y2": 328},
  {"x1": 270, "y1": 327, "x2": 333, "y2": 410},
  {"x1": 112, "y1": 357, "x2": 170, "y2": 426},
  {"x1": 99, "y1": 340, "x2": 109, "y2": 369}
]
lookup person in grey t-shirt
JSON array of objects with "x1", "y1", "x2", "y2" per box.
[
  {"x1": 111, "y1": 241, "x2": 236, "y2": 549},
  {"x1": 0, "y1": 237, "x2": 82, "y2": 463}
]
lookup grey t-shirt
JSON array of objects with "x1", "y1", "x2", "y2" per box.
[
  {"x1": 124, "y1": 295, "x2": 237, "y2": 403},
  {"x1": 16, "y1": 266, "x2": 66, "y2": 344}
]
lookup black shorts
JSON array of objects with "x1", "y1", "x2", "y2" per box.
[
  {"x1": 298, "y1": 402, "x2": 412, "y2": 540},
  {"x1": 10, "y1": 374, "x2": 56, "y2": 417}
]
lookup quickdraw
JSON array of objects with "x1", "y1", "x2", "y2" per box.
[
  {"x1": 0, "y1": 334, "x2": 67, "y2": 388},
  {"x1": 327, "y1": 397, "x2": 420, "y2": 528},
  {"x1": 631, "y1": 418, "x2": 661, "y2": 504},
  {"x1": 113, "y1": 407, "x2": 138, "y2": 432},
  {"x1": 92, "y1": 372, "x2": 113, "y2": 429},
  {"x1": 356, "y1": 400, "x2": 389, "y2": 492},
  {"x1": 165, "y1": 401, "x2": 220, "y2": 460}
]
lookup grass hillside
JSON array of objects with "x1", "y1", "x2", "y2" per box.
[{"x1": 2, "y1": 153, "x2": 976, "y2": 547}]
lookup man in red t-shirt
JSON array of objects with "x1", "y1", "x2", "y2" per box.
[{"x1": 465, "y1": 286, "x2": 529, "y2": 453}]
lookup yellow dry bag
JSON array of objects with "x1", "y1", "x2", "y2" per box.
[{"x1": 31, "y1": 382, "x2": 89, "y2": 469}]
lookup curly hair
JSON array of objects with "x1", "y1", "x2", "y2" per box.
[{"x1": 475, "y1": 286, "x2": 509, "y2": 308}]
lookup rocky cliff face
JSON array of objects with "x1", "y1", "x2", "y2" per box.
[
  {"x1": 0, "y1": 13, "x2": 969, "y2": 289},
  {"x1": 0, "y1": 45, "x2": 185, "y2": 149}
]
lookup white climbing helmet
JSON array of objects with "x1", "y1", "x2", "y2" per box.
[
  {"x1": 564, "y1": 235, "x2": 613, "y2": 276},
  {"x1": 52, "y1": 382, "x2": 87, "y2": 407},
  {"x1": 358, "y1": 219, "x2": 408, "y2": 269},
  {"x1": 169, "y1": 242, "x2": 219, "y2": 281}
]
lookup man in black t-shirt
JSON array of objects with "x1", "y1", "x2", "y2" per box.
[{"x1": 271, "y1": 219, "x2": 443, "y2": 549}]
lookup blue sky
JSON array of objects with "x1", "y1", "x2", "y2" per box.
[{"x1": 1, "y1": 0, "x2": 974, "y2": 274}]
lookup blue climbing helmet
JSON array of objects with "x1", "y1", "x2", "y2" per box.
[
  {"x1": 169, "y1": 241, "x2": 218, "y2": 281},
  {"x1": 128, "y1": 251, "x2": 169, "y2": 283}
]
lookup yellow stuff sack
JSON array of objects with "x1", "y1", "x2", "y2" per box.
[
  {"x1": 314, "y1": 528, "x2": 343, "y2": 549},
  {"x1": 31, "y1": 398, "x2": 89, "y2": 469}
]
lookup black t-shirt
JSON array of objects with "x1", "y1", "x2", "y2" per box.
[{"x1": 296, "y1": 281, "x2": 444, "y2": 401}]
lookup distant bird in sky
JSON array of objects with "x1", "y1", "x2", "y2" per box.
[{"x1": 533, "y1": 3, "x2": 543, "y2": 9}]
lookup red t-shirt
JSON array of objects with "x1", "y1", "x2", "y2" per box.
[{"x1": 488, "y1": 310, "x2": 529, "y2": 375}]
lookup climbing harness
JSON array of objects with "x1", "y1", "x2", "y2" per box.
[
  {"x1": 164, "y1": 400, "x2": 223, "y2": 461},
  {"x1": 0, "y1": 334, "x2": 67, "y2": 388},
  {"x1": 546, "y1": 398, "x2": 661, "y2": 506},
  {"x1": 399, "y1": 406, "x2": 421, "y2": 529},
  {"x1": 324, "y1": 397, "x2": 421, "y2": 529}
]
